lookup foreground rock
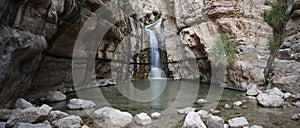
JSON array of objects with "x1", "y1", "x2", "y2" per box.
[
  {"x1": 46, "y1": 91, "x2": 66, "y2": 102},
  {"x1": 234, "y1": 101, "x2": 243, "y2": 107},
  {"x1": 228, "y1": 117, "x2": 249, "y2": 128},
  {"x1": 48, "y1": 110, "x2": 69, "y2": 122},
  {"x1": 14, "y1": 121, "x2": 52, "y2": 128},
  {"x1": 93, "y1": 107, "x2": 133, "y2": 127},
  {"x1": 135, "y1": 113, "x2": 152, "y2": 126},
  {"x1": 196, "y1": 110, "x2": 210, "y2": 119},
  {"x1": 52, "y1": 115, "x2": 83, "y2": 128},
  {"x1": 151, "y1": 112, "x2": 161, "y2": 119},
  {"x1": 67, "y1": 99, "x2": 96, "y2": 110},
  {"x1": 182, "y1": 112, "x2": 207, "y2": 128},
  {"x1": 246, "y1": 86, "x2": 260, "y2": 96},
  {"x1": 6, "y1": 104, "x2": 52, "y2": 126},
  {"x1": 292, "y1": 101, "x2": 300, "y2": 108},
  {"x1": 196, "y1": 99, "x2": 207, "y2": 104},
  {"x1": 257, "y1": 93, "x2": 284, "y2": 107},
  {"x1": 206, "y1": 115, "x2": 224, "y2": 128},
  {"x1": 291, "y1": 113, "x2": 300, "y2": 121},
  {"x1": 178, "y1": 107, "x2": 196, "y2": 114},
  {"x1": 15, "y1": 98, "x2": 33, "y2": 109}
]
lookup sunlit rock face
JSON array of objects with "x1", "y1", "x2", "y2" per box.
[
  {"x1": 162, "y1": 0, "x2": 272, "y2": 89},
  {"x1": 270, "y1": 0, "x2": 300, "y2": 93}
]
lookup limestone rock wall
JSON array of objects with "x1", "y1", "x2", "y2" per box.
[{"x1": 270, "y1": 0, "x2": 300, "y2": 93}]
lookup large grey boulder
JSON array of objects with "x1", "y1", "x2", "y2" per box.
[
  {"x1": 206, "y1": 115, "x2": 224, "y2": 128},
  {"x1": 228, "y1": 117, "x2": 249, "y2": 128},
  {"x1": 134, "y1": 113, "x2": 152, "y2": 126},
  {"x1": 66, "y1": 99, "x2": 96, "y2": 110},
  {"x1": 46, "y1": 91, "x2": 66, "y2": 102},
  {"x1": 246, "y1": 86, "x2": 260, "y2": 96},
  {"x1": 6, "y1": 105, "x2": 51, "y2": 127},
  {"x1": 15, "y1": 98, "x2": 33, "y2": 109},
  {"x1": 52, "y1": 115, "x2": 83, "y2": 128},
  {"x1": 93, "y1": 107, "x2": 133, "y2": 127},
  {"x1": 257, "y1": 93, "x2": 284, "y2": 107},
  {"x1": 291, "y1": 113, "x2": 300, "y2": 121},
  {"x1": 182, "y1": 112, "x2": 207, "y2": 128}
]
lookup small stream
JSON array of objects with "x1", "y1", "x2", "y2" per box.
[{"x1": 49, "y1": 80, "x2": 300, "y2": 127}]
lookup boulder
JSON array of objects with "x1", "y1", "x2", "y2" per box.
[
  {"x1": 177, "y1": 107, "x2": 196, "y2": 114},
  {"x1": 228, "y1": 117, "x2": 249, "y2": 128},
  {"x1": 48, "y1": 110, "x2": 69, "y2": 122},
  {"x1": 134, "y1": 113, "x2": 151, "y2": 126},
  {"x1": 13, "y1": 122, "x2": 51, "y2": 128},
  {"x1": 234, "y1": 101, "x2": 243, "y2": 107},
  {"x1": 292, "y1": 101, "x2": 300, "y2": 108},
  {"x1": 266, "y1": 87, "x2": 285, "y2": 98},
  {"x1": 39, "y1": 104, "x2": 52, "y2": 114},
  {"x1": 15, "y1": 98, "x2": 33, "y2": 109},
  {"x1": 196, "y1": 99, "x2": 207, "y2": 104},
  {"x1": 151, "y1": 112, "x2": 161, "y2": 119},
  {"x1": 46, "y1": 91, "x2": 67, "y2": 102},
  {"x1": 257, "y1": 93, "x2": 284, "y2": 107},
  {"x1": 93, "y1": 107, "x2": 133, "y2": 127},
  {"x1": 0, "y1": 122, "x2": 5, "y2": 128},
  {"x1": 66, "y1": 99, "x2": 96, "y2": 110},
  {"x1": 246, "y1": 86, "x2": 260, "y2": 96},
  {"x1": 206, "y1": 115, "x2": 224, "y2": 128},
  {"x1": 6, "y1": 106, "x2": 50, "y2": 126},
  {"x1": 291, "y1": 113, "x2": 300, "y2": 121},
  {"x1": 52, "y1": 115, "x2": 83, "y2": 128},
  {"x1": 196, "y1": 110, "x2": 210, "y2": 119},
  {"x1": 284, "y1": 93, "x2": 292, "y2": 99},
  {"x1": 182, "y1": 112, "x2": 207, "y2": 128}
]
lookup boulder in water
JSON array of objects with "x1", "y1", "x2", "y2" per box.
[
  {"x1": 182, "y1": 112, "x2": 207, "y2": 128},
  {"x1": 66, "y1": 99, "x2": 96, "y2": 110},
  {"x1": 135, "y1": 113, "x2": 151, "y2": 126}
]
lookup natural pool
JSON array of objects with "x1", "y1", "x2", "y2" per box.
[{"x1": 50, "y1": 80, "x2": 300, "y2": 127}]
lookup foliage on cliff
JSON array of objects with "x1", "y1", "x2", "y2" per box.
[{"x1": 208, "y1": 33, "x2": 237, "y2": 67}]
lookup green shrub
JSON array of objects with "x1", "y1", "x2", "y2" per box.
[
  {"x1": 76, "y1": 0, "x2": 87, "y2": 8},
  {"x1": 208, "y1": 33, "x2": 237, "y2": 67},
  {"x1": 264, "y1": 0, "x2": 288, "y2": 33},
  {"x1": 268, "y1": 34, "x2": 282, "y2": 55},
  {"x1": 154, "y1": 12, "x2": 162, "y2": 21}
]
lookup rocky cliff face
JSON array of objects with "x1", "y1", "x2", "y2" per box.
[
  {"x1": 162, "y1": 0, "x2": 273, "y2": 90},
  {"x1": 270, "y1": 0, "x2": 300, "y2": 93}
]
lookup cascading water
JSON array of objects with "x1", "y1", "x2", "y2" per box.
[{"x1": 146, "y1": 28, "x2": 162, "y2": 78}]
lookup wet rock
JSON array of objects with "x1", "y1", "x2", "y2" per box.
[
  {"x1": 234, "y1": 101, "x2": 243, "y2": 107},
  {"x1": 93, "y1": 107, "x2": 133, "y2": 127},
  {"x1": 224, "y1": 104, "x2": 231, "y2": 109},
  {"x1": 14, "y1": 121, "x2": 51, "y2": 128},
  {"x1": 6, "y1": 106, "x2": 50, "y2": 126},
  {"x1": 206, "y1": 115, "x2": 224, "y2": 128},
  {"x1": 224, "y1": 124, "x2": 229, "y2": 128},
  {"x1": 257, "y1": 93, "x2": 284, "y2": 107},
  {"x1": 66, "y1": 99, "x2": 96, "y2": 110},
  {"x1": 15, "y1": 98, "x2": 33, "y2": 109},
  {"x1": 151, "y1": 112, "x2": 161, "y2": 119},
  {"x1": 177, "y1": 107, "x2": 196, "y2": 114},
  {"x1": 52, "y1": 115, "x2": 83, "y2": 128},
  {"x1": 228, "y1": 117, "x2": 249, "y2": 128},
  {"x1": 46, "y1": 91, "x2": 66, "y2": 102},
  {"x1": 93, "y1": 107, "x2": 117, "y2": 118},
  {"x1": 210, "y1": 109, "x2": 220, "y2": 114},
  {"x1": 250, "y1": 125, "x2": 263, "y2": 128},
  {"x1": 135, "y1": 113, "x2": 151, "y2": 126},
  {"x1": 246, "y1": 86, "x2": 260, "y2": 96},
  {"x1": 284, "y1": 93, "x2": 292, "y2": 99},
  {"x1": 196, "y1": 110, "x2": 210, "y2": 119},
  {"x1": 196, "y1": 99, "x2": 207, "y2": 104},
  {"x1": 292, "y1": 101, "x2": 300, "y2": 108},
  {"x1": 48, "y1": 110, "x2": 69, "y2": 122},
  {"x1": 291, "y1": 113, "x2": 300, "y2": 121},
  {"x1": 266, "y1": 87, "x2": 285, "y2": 98},
  {"x1": 182, "y1": 112, "x2": 207, "y2": 128}
]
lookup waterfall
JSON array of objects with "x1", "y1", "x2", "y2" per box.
[{"x1": 146, "y1": 19, "x2": 163, "y2": 78}]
